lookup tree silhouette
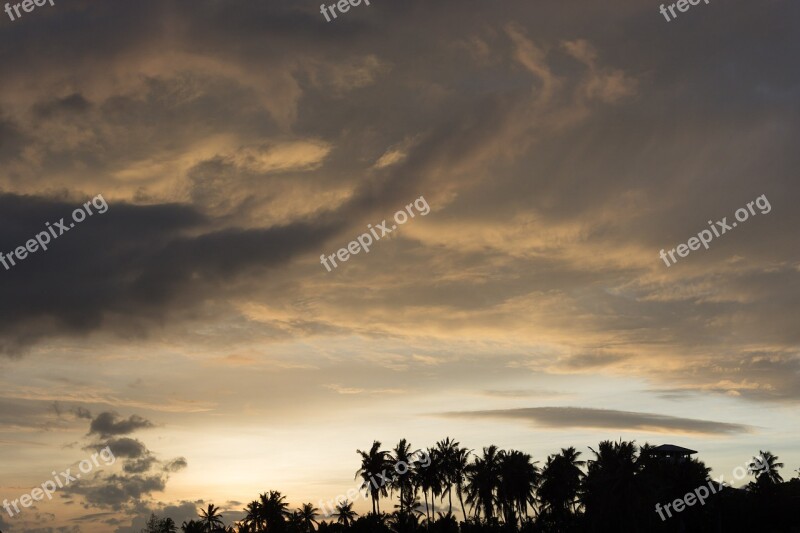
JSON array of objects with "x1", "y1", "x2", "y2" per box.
[
  {"x1": 465, "y1": 445, "x2": 501, "y2": 522},
  {"x1": 583, "y1": 440, "x2": 643, "y2": 533},
  {"x1": 334, "y1": 500, "x2": 358, "y2": 526},
  {"x1": 415, "y1": 447, "x2": 442, "y2": 522},
  {"x1": 497, "y1": 449, "x2": 539, "y2": 526},
  {"x1": 356, "y1": 441, "x2": 393, "y2": 515},
  {"x1": 173, "y1": 438, "x2": 798, "y2": 533},
  {"x1": 297, "y1": 503, "x2": 320, "y2": 532},
  {"x1": 199, "y1": 504, "x2": 225, "y2": 532},
  {"x1": 181, "y1": 519, "x2": 205, "y2": 533},
  {"x1": 391, "y1": 438, "x2": 417, "y2": 514},
  {"x1": 749, "y1": 450, "x2": 784, "y2": 485},
  {"x1": 451, "y1": 445, "x2": 472, "y2": 521},
  {"x1": 539, "y1": 446, "x2": 585, "y2": 524}
]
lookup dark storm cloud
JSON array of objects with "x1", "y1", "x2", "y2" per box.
[
  {"x1": 32, "y1": 93, "x2": 92, "y2": 119},
  {"x1": 112, "y1": 501, "x2": 199, "y2": 533},
  {"x1": 68, "y1": 415, "x2": 181, "y2": 511},
  {"x1": 0, "y1": 114, "x2": 29, "y2": 163},
  {"x1": 62, "y1": 473, "x2": 167, "y2": 510},
  {"x1": 85, "y1": 437, "x2": 148, "y2": 459},
  {"x1": 88, "y1": 412, "x2": 154, "y2": 438},
  {"x1": 122, "y1": 456, "x2": 158, "y2": 474},
  {"x1": 163, "y1": 457, "x2": 188, "y2": 473},
  {"x1": 443, "y1": 407, "x2": 752, "y2": 435},
  {"x1": 0, "y1": 194, "x2": 343, "y2": 354}
]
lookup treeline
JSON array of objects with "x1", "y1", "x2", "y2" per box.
[{"x1": 140, "y1": 438, "x2": 800, "y2": 533}]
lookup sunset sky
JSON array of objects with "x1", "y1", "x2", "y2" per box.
[{"x1": 1, "y1": 0, "x2": 799, "y2": 531}]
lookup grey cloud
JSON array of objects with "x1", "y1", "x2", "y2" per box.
[
  {"x1": 483, "y1": 389, "x2": 566, "y2": 398},
  {"x1": 112, "y1": 501, "x2": 199, "y2": 533},
  {"x1": 0, "y1": 194, "x2": 343, "y2": 355},
  {"x1": 122, "y1": 456, "x2": 158, "y2": 474},
  {"x1": 86, "y1": 438, "x2": 148, "y2": 459},
  {"x1": 442, "y1": 407, "x2": 753, "y2": 435},
  {"x1": 88, "y1": 412, "x2": 154, "y2": 438},
  {"x1": 32, "y1": 93, "x2": 92, "y2": 119},
  {"x1": 163, "y1": 457, "x2": 188, "y2": 473},
  {"x1": 62, "y1": 473, "x2": 167, "y2": 511}
]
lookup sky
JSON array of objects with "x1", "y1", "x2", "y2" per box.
[{"x1": 0, "y1": 0, "x2": 799, "y2": 531}]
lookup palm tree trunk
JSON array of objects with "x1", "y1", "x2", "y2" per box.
[
  {"x1": 399, "y1": 484, "x2": 404, "y2": 514},
  {"x1": 448, "y1": 487, "x2": 453, "y2": 514},
  {"x1": 457, "y1": 487, "x2": 467, "y2": 521},
  {"x1": 423, "y1": 491, "x2": 429, "y2": 523}
]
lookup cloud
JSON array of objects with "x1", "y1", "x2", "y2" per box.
[
  {"x1": 88, "y1": 412, "x2": 155, "y2": 438},
  {"x1": 163, "y1": 457, "x2": 188, "y2": 473},
  {"x1": 482, "y1": 389, "x2": 566, "y2": 398},
  {"x1": 441, "y1": 407, "x2": 753, "y2": 435},
  {"x1": 112, "y1": 501, "x2": 200, "y2": 533},
  {"x1": 0, "y1": 193, "x2": 343, "y2": 355},
  {"x1": 62, "y1": 473, "x2": 167, "y2": 511}
]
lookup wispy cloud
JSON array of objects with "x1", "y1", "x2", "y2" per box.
[{"x1": 441, "y1": 407, "x2": 753, "y2": 435}]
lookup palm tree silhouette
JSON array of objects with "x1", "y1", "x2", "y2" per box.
[
  {"x1": 451, "y1": 445, "x2": 472, "y2": 521},
  {"x1": 242, "y1": 500, "x2": 264, "y2": 531},
  {"x1": 415, "y1": 447, "x2": 442, "y2": 522},
  {"x1": 176, "y1": 437, "x2": 795, "y2": 532},
  {"x1": 749, "y1": 450, "x2": 784, "y2": 484},
  {"x1": 538, "y1": 447, "x2": 585, "y2": 527},
  {"x1": 199, "y1": 504, "x2": 225, "y2": 532},
  {"x1": 583, "y1": 440, "x2": 644, "y2": 533},
  {"x1": 391, "y1": 438, "x2": 418, "y2": 514},
  {"x1": 465, "y1": 445, "x2": 500, "y2": 521},
  {"x1": 356, "y1": 441, "x2": 392, "y2": 515},
  {"x1": 497, "y1": 449, "x2": 539, "y2": 526},
  {"x1": 297, "y1": 503, "x2": 319, "y2": 532},
  {"x1": 181, "y1": 520, "x2": 205, "y2": 533},
  {"x1": 333, "y1": 500, "x2": 358, "y2": 526}
]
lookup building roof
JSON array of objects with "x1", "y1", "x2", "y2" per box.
[{"x1": 651, "y1": 444, "x2": 698, "y2": 455}]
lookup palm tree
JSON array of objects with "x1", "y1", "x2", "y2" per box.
[
  {"x1": 465, "y1": 445, "x2": 501, "y2": 521},
  {"x1": 242, "y1": 500, "x2": 264, "y2": 531},
  {"x1": 583, "y1": 440, "x2": 643, "y2": 532},
  {"x1": 452, "y1": 445, "x2": 472, "y2": 521},
  {"x1": 333, "y1": 500, "x2": 358, "y2": 526},
  {"x1": 749, "y1": 450, "x2": 784, "y2": 484},
  {"x1": 264, "y1": 491, "x2": 292, "y2": 530},
  {"x1": 286, "y1": 511, "x2": 304, "y2": 532},
  {"x1": 356, "y1": 441, "x2": 393, "y2": 515},
  {"x1": 435, "y1": 438, "x2": 460, "y2": 515},
  {"x1": 297, "y1": 503, "x2": 319, "y2": 532},
  {"x1": 414, "y1": 448, "x2": 442, "y2": 522},
  {"x1": 181, "y1": 521, "x2": 205, "y2": 533},
  {"x1": 497, "y1": 449, "x2": 539, "y2": 525},
  {"x1": 539, "y1": 447, "x2": 585, "y2": 525},
  {"x1": 199, "y1": 504, "x2": 225, "y2": 532},
  {"x1": 391, "y1": 439, "x2": 418, "y2": 514}
]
